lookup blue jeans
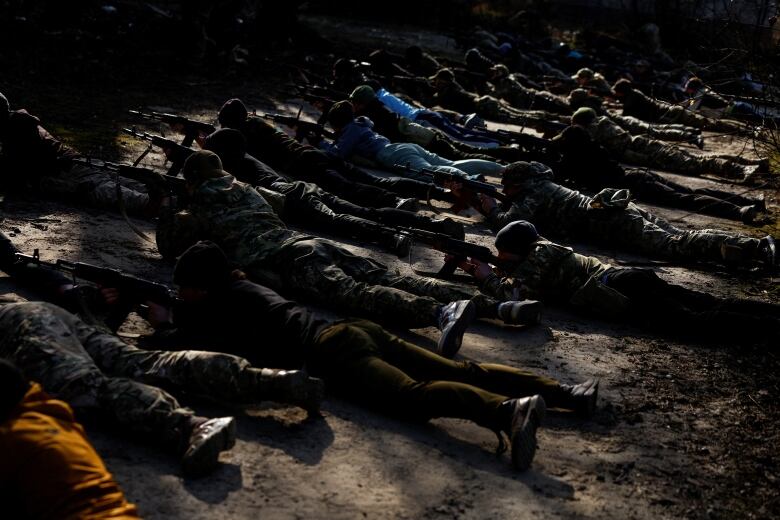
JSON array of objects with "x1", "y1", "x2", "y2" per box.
[{"x1": 376, "y1": 143, "x2": 504, "y2": 181}]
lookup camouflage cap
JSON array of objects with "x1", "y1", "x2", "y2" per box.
[
  {"x1": 573, "y1": 68, "x2": 594, "y2": 81},
  {"x1": 182, "y1": 150, "x2": 227, "y2": 183},
  {"x1": 327, "y1": 100, "x2": 355, "y2": 128},
  {"x1": 571, "y1": 106, "x2": 597, "y2": 126},
  {"x1": 612, "y1": 78, "x2": 633, "y2": 95},
  {"x1": 491, "y1": 64, "x2": 510, "y2": 78},
  {"x1": 350, "y1": 85, "x2": 377, "y2": 105}
]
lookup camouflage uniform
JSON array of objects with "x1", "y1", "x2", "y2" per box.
[
  {"x1": 621, "y1": 88, "x2": 744, "y2": 133},
  {"x1": 0, "y1": 109, "x2": 149, "y2": 216},
  {"x1": 0, "y1": 301, "x2": 280, "y2": 448},
  {"x1": 609, "y1": 114, "x2": 699, "y2": 143},
  {"x1": 584, "y1": 116, "x2": 753, "y2": 180},
  {"x1": 491, "y1": 72, "x2": 572, "y2": 115},
  {"x1": 157, "y1": 174, "x2": 501, "y2": 328},
  {"x1": 477, "y1": 239, "x2": 780, "y2": 340},
  {"x1": 488, "y1": 162, "x2": 765, "y2": 267}
]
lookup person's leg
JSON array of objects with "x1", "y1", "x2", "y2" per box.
[{"x1": 293, "y1": 167, "x2": 402, "y2": 209}]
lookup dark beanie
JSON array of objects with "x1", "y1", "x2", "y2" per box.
[
  {"x1": 182, "y1": 150, "x2": 226, "y2": 183},
  {"x1": 0, "y1": 358, "x2": 30, "y2": 422},
  {"x1": 612, "y1": 78, "x2": 633, "y2": 95},
  {"x1": 173, "y1": 241, "x2": 232, "y2": 289},
  {"x1": 495, "y1": 221, "x2": 539, "y2": 257},
  {"x1": 218, "y1": 98, "x2": 248, "y2": 128},
  {"x1": 553, "y1": 125, "x2": 591, "y2": 151},
  {"x1": 328, "y1": 100, "x2": 355, "y2": 128},
  {"x1": 204, "y1": 128, "x2": 247, "y2": 167}
]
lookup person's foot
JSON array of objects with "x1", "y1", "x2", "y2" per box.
[
  {"x1": 502, "y1": 395, "x2": 546, "y2": 471},
  {"x1": 435, "y1": 217, "x2": 465, "y2": 240},
  {"x1": 755, "y1": 193, "x2": 768, "y2": 213},
  {"x1": 254, "y1": 369, "x2": 325, "y2": 414},
  {"x1": 436, "y1": 300, "x2": 476, "y2": 358},
  {"x1": 395, "y1": 198, "x2": 420, "y2": 212},
  {"x1": 739, "y1": 205, "x2": 759, "y2": 224},
  {"x1": 759, "y1": 235, "x2": 777, "y2": 270},
  {"x1": 181, "y1": 417, "x2": 236, "y2": 478},
  {"x1": 558, "y1": 379, "x2": 599, "y2": 418},
  {"x1": 694, "y1": 135, "x2": 704, "y2": 149},
  {"x1": 392, "y1": 233, "x2": 412, "y2": 258},
  {"x1": 497, "y1": 300, "x2": 543, "y2": 325}
]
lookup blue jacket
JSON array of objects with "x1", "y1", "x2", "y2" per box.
[{"x1": 320, "y1": 116, "x2": 390, "y2": 160}]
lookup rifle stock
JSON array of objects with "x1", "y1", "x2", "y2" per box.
[
  {"x1": 73, "y1": 157, "x2": 187, "y2": 196},
  {"x1": 128, "y1": 110, "x2": 216, "y2": 147},
  {"x1": 122, "y1": 127, "x2": 197, "y2": 176}
]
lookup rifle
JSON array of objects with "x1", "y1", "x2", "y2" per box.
[
  {"x1": 291, "y1": 83, "x2": 349, "y2": 101},
  {"x1": 122, "y1": 127, "x2": 196, "y2": 176},
  {"x1": 395, "y1": 163, "x2": 509, "y2": 204},
  {"x1": 73, "y1": 157, "x2": 187, "y2": 196},
  {"x1": 15, "y1": 250, "x2": 177, "y2": 307},
  {"x1": 128, "y1": 110, "x2": 216, "y2": 147},
  {"x1": 392, "y1": 226, "x2": 504, "y2": 277},
  {"x1": 258, "y1": 112, "x2": 334, "y2": 141}
]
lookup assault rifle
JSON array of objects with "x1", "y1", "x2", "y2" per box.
[
  {"x1": 291, "y1": 83, "x2": 349, "y2": 101},
  {"x1": 15, "y1": 250, "x2": 177, "y2": 307},
  {"x1": 395, "y1": 164, "x2": 508, "y2": 205},
  {"x1": 73, "y1": 157, "x2": 186, "y2": 196},
  {"x1": 122, "y1": 128, "x2": 196, "y2": 176},
  {"x1": 258, "y1": 112, "x2": 334, "y2": 141},
  {"x1": 128, "y1": 110, "x2": 216, "y2": 147},
  {"x1": 392, "y1": 226, "x2": 504, "y2": 277}
]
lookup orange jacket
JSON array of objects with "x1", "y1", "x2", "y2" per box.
[{"x1": 0, "y1": 383, "x2": 140, "y2": 519}]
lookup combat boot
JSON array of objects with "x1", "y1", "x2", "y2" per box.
[
  {"x1": 497, "y1": 300, "x2": 543, "y2": 326},
  {"x1": 436, "y1": 299, "x2": 476, "y2": 358},
  {"x1": 759, "y1": 235, "x2": 777, "y2": 270},
  {"x1": 496, "y1": 395, "x2": 546, "y2": 471},
  {"x1": 251, "y1": 368, "x2": 325, "y2": 414},
  {"x1": 395, "y1": 198, "x2": 420, "y2": 212},
  {"x1": 739, "y1": 205, "x2": 759, "y2": 224},
  {"x1": 181, "y1": 416, "x2": 236, "y2": 478},
  {"x1": 558, "y1": 379, "x2": 599, "y2": 418}
]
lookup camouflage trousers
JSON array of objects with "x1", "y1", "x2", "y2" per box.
[
  {"x1": 38, "y1": 164, "x2": 150, "y2": 216},
  {"x1": 625, "y1": 136, "x2": 750, "y2": 179},
  {"x1": 0, "y1": 302, "x2": 267, "y2": 449},
  {"x1": 658, "y1": 105, "x2": 743, "y2": 133},
  {"x1": 500, "y1": 88, "x2": 570, "y2": 115},
  {"x1": 264, "y1": 238, "x2": 501, "y2": 329},
  {"x1": 612, "y1": 115, "x2": 698, "y2": 142},
  {"x1": 581, "y1": 204, "x2": 762, "y2": 264},
  {"x1": 476, "y1": 96, "x2": 556, "y2": 129}
]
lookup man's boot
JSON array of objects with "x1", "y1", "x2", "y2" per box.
[
  {"x1": 181, "y1": 416, "x2": 236, "y2": 478},
  {"x1": 739, "y1": 205, "x2": 759, "y2": 224},
  {"x1": 497, "y1": 395, "x2": 546, "y2": 471},
  {"x1": 558, "y1": 379, "x2": 599, "y2": 418},
  {"x1": 497, "y1": 300, "x2": 543, "y2": 326},
  {"x1": 436, "y1": 300, "x2": 476, "y2": 358},
  {"x1": 251, "y1": 368, "x2": 325, "y2": 414}
]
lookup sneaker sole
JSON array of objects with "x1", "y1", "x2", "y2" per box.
[
  {"x1": 438, "y1": 301, "x2": 477, "y2": 358},
  {"x1": 511, "y1": 396, "x2": 547, "y2": 471}
]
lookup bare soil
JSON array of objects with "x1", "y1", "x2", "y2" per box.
[{"x1": 1, "y1": 11, "x2": 779, "y2": 520}]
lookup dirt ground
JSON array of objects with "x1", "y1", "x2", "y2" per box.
[{"x1": 1, "y1": 11, "x2": 779, "y2": 520}]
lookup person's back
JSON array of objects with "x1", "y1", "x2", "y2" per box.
[
  {"x1": 358, "y1": 98, "x2": 404, "y2": 142},
  {"x1": 622, "y1": 88, "x2": 663, "y2": 121},
  {"x1": 0, "y1": 377, "x2": 139, "y2": 520}
]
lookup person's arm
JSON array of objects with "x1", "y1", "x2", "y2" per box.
[
  {"x1": 457, "y1": 257, "x2": 520, "y2": 301},
  {"x1": 478, "y1": 194, "x2": 524, "y2": 231},
  {"x1": 319, "y1": 124, "x2": 360, "y2": 159}
]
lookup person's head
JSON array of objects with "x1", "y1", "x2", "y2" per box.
[
  {"x1": 430, "y1": 68, "x2": 455, "y2": 89},
  {"x1": 494, "y1": 221, "x2": 539, "y2": 262},
  {"x1": 203, "y1": 128, "x2": 247, "y2": 173},
  {"x1": 182, "y1": 150, "x2": 227, "y2": 193},
  {"x1": 551, "y1": 124, "x2": 592, "y2": 155},
  {"x1": 571, "y1": 106, "x2": 597, "y2": 127},
  {"x1": 573, "y1": 67, "x2": 594, "y2": 85},
  {"x1": 0, "y1": 91, "x2": 9, "y2": 123},
  {"x1": 349, "y1": 85, "x2": 377, "y2": 112},
  {"x1": 568, "y1": 88, "x2": 602, "y2": 110},
  {"x1": 684, "y1": 77, "x2": 704, "y2": 94},
  {"x1": 405, "y1": 45, "x2": 423, "y2": 63},
  {"x1": 490, "y1": 64, "x2": 510, "y2": 80},
  {"x1": 333, "y1": 58, "x2": 356, "y2": 80},
  {"x1": 173, "y1": 240, "x2": 233, "y2": 301},
  {"x1": 217, "y1": 98, "x2": 248, "y2": 129},
  {"x1": 500, "y1": 161, "x2": 532, "y2": 196},
  {"x1": 0, "y1": 358, "x2": 30, "y2": 423},
  {"x1": 611, "y1": 78, "x2": 633, "y2": 97},
  {"x1": 327, "y1": 100, "x2": 355, "y2": 131}
]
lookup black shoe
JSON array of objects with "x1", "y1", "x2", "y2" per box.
[
  {"x1": 559, "y1": 379, "x2": 599, "y2": 418},
  {"x1": 739, "y1": 205, "x2": 758, "y2": 224},
  {"x1": 759, "y1": 235, "x2": 777, "y2": 270},
  {"x1": 181, "y1": 417, "x2": 236, "y2": 478},
  {"x1": 755, "y1": 194, "x2": 768, "y2": 213},
  {"x1": 503, "y1": 395, "x2": 546, "y2": 471},
  {"x1": 436, "y1": 300, "x2": 476, "y2": 358},
  {"x1": 392, "y1": 234, "x2": 412, "y2": 258},
  {"x1": 694, "y1": 136, "x2": 704, "y2": 149},
  {"x1": 497, "y1": 300, "x2": 542, "y2": 325}
]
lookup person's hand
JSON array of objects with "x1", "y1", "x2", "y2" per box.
[
  {"x1": 100, "y1": 287, "x2": 121, "y2": 306},
  {"x1": 467, "y1": 259, "x2": 494, "y2": 281},
  {"x1": 478, "y1": 193, "x2": 497, "y2": 214},
  {"x1": 146, "y1": 301, "x2": 173, "y2": 329},
  {"x1": 443, "y1": 179, "x2": 464, "y2": 197}
]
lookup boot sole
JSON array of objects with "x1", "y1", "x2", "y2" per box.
[
  {"x1": 511, "y1": 396, "x2": 547, "y2": 471},
  {"x1": 438, "y1": 301, "x2": 477, "y2": 359},
  {"x1": 182, "y1": 417, "x2": 237, "y2": 478}
]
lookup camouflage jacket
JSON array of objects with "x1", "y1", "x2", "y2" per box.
[
  {"x1": 434, "y1": 81, "x2": 479, "y2": 114},
  {"x1": 585, "y1": 117, "x2": 633, "y2": 155},
  {"x1": 493, "y1": 76, "x2": 569, "y2": 113},
  {"x1": 157, "y1": 174, "x2": 308, "y2": 267},
  {"x1": 479, "y1": 240, "x2": 612, "y2": 305}
]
